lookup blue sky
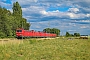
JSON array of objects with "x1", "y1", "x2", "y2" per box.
[{"x1": 0, "y1": 0, "x2": 90, "y2": 35}]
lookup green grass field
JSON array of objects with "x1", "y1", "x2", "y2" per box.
[{"x1": 0, "y1": 37, "x2": 90, "y2": 60}]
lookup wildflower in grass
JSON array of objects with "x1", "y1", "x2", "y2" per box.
[
  {"x1": 17, "y1": 49, "x2": 24, "y2": 57},
  {"x1": 20, "y1": 49, "x2": 23, "y2": 52}
]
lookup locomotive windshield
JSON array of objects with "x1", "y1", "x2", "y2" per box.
[{"x1": 17, "y1": 30, "x2": 22, "y2": 32}]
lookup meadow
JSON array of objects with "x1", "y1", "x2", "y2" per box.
[{"x1": 0, "y1": 37, "x2": 90, "y2": 60}]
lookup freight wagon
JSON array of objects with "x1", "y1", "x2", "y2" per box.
[{"x1": 16, "y1": 28, "x2": 57, "y2": 39}]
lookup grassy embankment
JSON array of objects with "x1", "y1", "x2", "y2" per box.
[{"x1": 0, "y1": 37, "x2": 90, "y2": 60}]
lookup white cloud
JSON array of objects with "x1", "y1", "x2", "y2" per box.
[
  {"x1": 40, "y1": 10, "x2": 68, "y2": 18},
  {"x1": 81, "y1": 20, "x2": 90, "y2": 22},
  {"x1": 22, "y1": 6, "x2": 44, "y2": 11},
  {"x1": 67, "y1": 13, "x2": 89, "y2": 19},
  {"x1": 68, "y1": 30, "x2": 77, "y2": 32},
  {"x1": 56, "y1": 4, "x2": 61, "y2": 6},
  {"x1": 69, "y1": 23, "x2": 76, "y2": 26},
  {"x1": 68, "y1": 8, "x2": 79, "y2": 13},
  {"x1": 86, "y1": 14, "x2": 90, "y2": 17},
  {"x1": 80, "y1": 25, "x2": 89, "y2": 29},
  {"x1": 40, "y1": 9, "x2": 89, "y2": 19},
  {"x1": 67, "y1": 13, "x2": 76, "y2": 18},
  {"x1": 12, "y1": 0, "x2": 38, "y2": 5},
  {"x1": 40, "y1": 10, "x2": 47, "y2": 15},
  {"x1": 75, "y1": 20, "x2": 90, "y2": 23}
]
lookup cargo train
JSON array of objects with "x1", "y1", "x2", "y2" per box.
[{"x1": 16, "y1": 28, "x2": 57, "y2": 39}]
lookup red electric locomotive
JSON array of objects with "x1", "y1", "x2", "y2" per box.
[{"x1": 16, "y1": 28, "x2": 57, "y2": 38}]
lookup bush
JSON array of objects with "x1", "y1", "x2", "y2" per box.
[{"x1": 0, "y1": 32, "x2": 6, "y2": 38}]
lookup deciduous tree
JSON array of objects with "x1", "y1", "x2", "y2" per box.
[{"x1": 43, "y1": 28, "x2": 60, "y2": 36}]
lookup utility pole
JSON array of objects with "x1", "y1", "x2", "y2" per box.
[
  {"x1": 22, "y1": 21, "x2": 23, "y2": 29},
  {"x1": 48, "y1": 21, "x2": 50, "y2": 38},
  {"x1": 22, "y1": 20, "x2": 23, "y2": 42}
]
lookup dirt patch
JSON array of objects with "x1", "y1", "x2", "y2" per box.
[{"x1": 36, "y1": 37, "x2": 56, "y2": 40}]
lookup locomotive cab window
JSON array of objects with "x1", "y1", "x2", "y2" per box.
[{"x1": 17, "y1": 30, "x2": 22, "y2": 32}]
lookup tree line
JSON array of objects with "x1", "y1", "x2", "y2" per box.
[
  {"x1": 43, "y1": 28, "x2": 60, "y2": 36},
  {"x1": 43, "y1": 28, "x2": 80, "y2": 37},
  {"x1": 65, "y1": 32, "x2": 80, "y2": 37},
  {"x1": 0, "y1": 2, "x2": 30, "y2": 38}
]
